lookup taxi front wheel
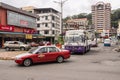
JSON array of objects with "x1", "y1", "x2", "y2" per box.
[
  {"x1": 57, "y1": 56, "x2": 64, "y2": 63},
  {"x1": 23, "y1": 59, "x2": 32, "y2": 67}
]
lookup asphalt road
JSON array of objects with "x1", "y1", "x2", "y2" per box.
[{"x1": 0, "y1": 43, "x2": 120, "y2": 80}]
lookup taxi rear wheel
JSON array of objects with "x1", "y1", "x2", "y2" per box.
[
  {"x1": 57, "y1": 56, "x2": 64, "y2": 63},
  {"x1": 23, "y1": 59, "x2": 32, "y2": 67}
]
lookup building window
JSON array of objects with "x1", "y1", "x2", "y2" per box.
[
  {"x1": 29, "y1": 11, "x2": 32, "y2": 13},
  {"x1": 44, "y1": 30, "x2": 49, "y2": 34},
  {"x1": 37, "y1": 31, "x2": 40, "y2": 34},
  {"x1": 52, "y1": 23, "x2": 55, "y2": 27},
  {"x1": 45, "y1": 23, "x2": 48, "y2": 27},
  {"x1": 52, "y1": 16, "x2": 55, "y2": 20},
  {"x1": 37, "y1": 24, "x2": 40, "y2": 27},
  {"x1": 97, "y1": 4, "x2": 104, "y2": 10},
  {"x1": 37, "y1": 18, "x2": 40, "y2": 21},
  {"x1": 45, "y1": 16, "x2": 48, "y2": 20},
  {"x1": 52, "y1": 30, "x2": 55, "y2": 34}
]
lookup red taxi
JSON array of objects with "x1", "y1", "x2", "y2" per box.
[{"x1": 15, "y1": 45, "x2": 70, "y2": 67}]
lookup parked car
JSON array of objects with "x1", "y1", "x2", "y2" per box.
[
  {"x1": 104, "y1": 39, "x2": 111, "y2": 46},
  {"x1": 91, "y1": 39, "x2": 98, "y2": 47},
  {"x1": 14, "y1": 45, "x2": 70, "y2": 67},
  {"x1": 4, "y1": 41, "x2": 31, "y2": 51},
  {"x1": 39, "y1": 41, "x2": 51, "y2": 46},
  {"x1": 39, "y1": 41, "x2": 45, "y2": 46},
  {"x1": 30, "y1": 42, "x2": 39, "y2": 47}
]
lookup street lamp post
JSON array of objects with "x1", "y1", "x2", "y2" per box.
[{"x1": 54, "y1": 0, "x2": 68, "y2": 36}]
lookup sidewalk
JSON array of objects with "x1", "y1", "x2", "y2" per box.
[{"x1": 0, "y1": 51, "x2": 27, "y2": 60}]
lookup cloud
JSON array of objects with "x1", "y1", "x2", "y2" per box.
[{"x1": 1, "y1": 0, "x2": 120, "y2": 17}]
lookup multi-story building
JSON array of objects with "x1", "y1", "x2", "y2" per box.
[
  {"x1": 22, "y1": 7, "x2": 61, "y2": 43},
  {"x1": 34, "y1": 8, "x2": 60, "y2": 42},
  {"x1": 92, "y1": 2, "x2": 111, "y2": 34},
  {"x1": 63, "y1": 18, "x2": 88, "y2": 32},
  {"x1": 21, "y1": 6, "x2": 36, "y2": 13},
  {"x1": 0, "y1": 2, "x2": 39, "y2": 48}
]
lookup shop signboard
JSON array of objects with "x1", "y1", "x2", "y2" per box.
[
  {"x1": 0, "y1": 25, "x2": 14, "y2": 32},
  {"x1": 7, "y1": 10, "x2": 36, "y2": 28},
  {"x1": 25, "y1": 34, "x2": 32, "y2": 39},
  {"x1": 23, "y1": 29, "x2": 38, "y2": 34}
]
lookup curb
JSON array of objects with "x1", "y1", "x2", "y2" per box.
[{"x1": 0, "y1": 57, "x2": 15, "y2": 60}]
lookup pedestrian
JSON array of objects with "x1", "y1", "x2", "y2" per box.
[{"x1": 56, "y1": 42, "x2": 62, "y2": 49}]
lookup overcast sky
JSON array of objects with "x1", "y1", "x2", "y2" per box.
[{"x1": 1, "y1": 0, "x2": 120, "y2": 17}]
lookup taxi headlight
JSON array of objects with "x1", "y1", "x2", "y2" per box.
[{"x1": 15, "y1": 57, "x2": 22, "y2": 60}]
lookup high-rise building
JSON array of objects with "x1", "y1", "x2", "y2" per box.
[{"x1": 92, "y1": 2, "x2": 111, "y2": 34}]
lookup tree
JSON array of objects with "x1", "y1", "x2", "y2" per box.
[
  {"x1": 77, "y1": 13, "x2": 87, "y2": 18},
  {"x1": 111, "y1": 21, "x2": 118, "y2": 28},
  {"x1": 64, "y1": 13, "x2": 92, "y2": 25},
  {"x1": 86, "y1": 13, "x2": 92, "y2": 25},
  {"x1": 72, "y1": 15, "x2": 78, "y2": 19},
  {"x1": 111, "y1": 8, "x2": 120, "y2": 28},
  {"x1": 64, "y1": 8, "x2": 120, "y2": 28},
  {"x1": 63, "y1": 16, "x2": 71, "y2": 22}
]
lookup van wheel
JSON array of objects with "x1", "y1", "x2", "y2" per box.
[{"x1": 20, "y1": 47, "x2": 25, "y2": 51}]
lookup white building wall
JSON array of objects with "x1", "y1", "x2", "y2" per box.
[{"x1": 36, "y1": 12, "x2": 60, "y2": 37}]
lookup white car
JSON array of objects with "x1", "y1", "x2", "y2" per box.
[
  {"x1": 4, "y1": 41, "x2": 31, "y2": 51},
  {"x1": 104, "y1": 39, "x2": 111, "y2": 46},
  {"x1": 91, "y1": 40, "x2": 97, "y2": 47}
]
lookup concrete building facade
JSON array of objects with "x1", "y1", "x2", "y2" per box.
[
  {"x1": 92, "y1": 2, "x2": 111, "y2": 34},
  {"x1": 64, "y1": 18, "x2": 88, "y2": 32},
  {"x1": 34, "y1": 8, "x2": 60, "y2": 42},
  {"x1": 21, "y1": 6, "x2": 36, "y2": 13},
  {"x1": 0, "y1": 2, "x2": 38, "y2": 48},
  {"x1": 21, "y1": 7, "x2": 61, "y2": 43}
]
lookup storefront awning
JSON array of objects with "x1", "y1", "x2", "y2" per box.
[
  {"x1": 0, "y1": 32, "x2": 25, "y2": 35},
  {"x1": 0, "y1": 32, "x2": 25, "y2": 37},
  {"x1": 0, "y1": 31, "x2": 45, "y2": 38},
  {"x1": 32, "y1": 34, "x2": 45, "y2": 38}
]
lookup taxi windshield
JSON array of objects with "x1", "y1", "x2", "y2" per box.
[{"x1": 28, "y1": 47, "x2": 38, "y2": 54}]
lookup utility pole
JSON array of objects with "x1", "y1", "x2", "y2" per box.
[{"x1": 54, "y1": 0, "x2": 68, "y2": 36}]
